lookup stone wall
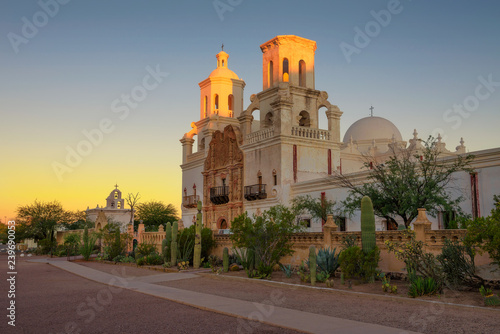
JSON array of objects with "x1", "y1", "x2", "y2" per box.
[{"x1": 211, "y1": 211, "x2": 491, "y2": 273}]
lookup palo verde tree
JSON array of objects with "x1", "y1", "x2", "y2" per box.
[
  {"x1": 136, "y1": 201, "x2": 178, "y2": 231},
  {"x1": 17, "y1": 200, "x2": 71, "y2": 242},
  {"x1": 331, "y1": 137, "x2": 474, "y2": 228},
  {"x1": 291, "y1": 194, "x2": 338, "y2": 224}
]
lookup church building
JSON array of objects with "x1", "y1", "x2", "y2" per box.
[
  {"x1": 86, "y1": 185, "x2": 133, "y2": 232},
  {"x1": 180, "y1": 35, "x2": 500, "y2": 233}
]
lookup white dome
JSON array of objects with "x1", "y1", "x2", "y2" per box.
[{"x1": 343, "y1": 116, "x2": 402, "y2": 143}]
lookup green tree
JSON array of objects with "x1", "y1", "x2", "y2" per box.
[
  {"x1": 291, "y1": 195, "x2": 338, "y2": 224},
  {"x1": 332, "y1": 138, "x2": 474, "y2": 227},
  {"x1": 61, "y1": 210, "x2": 93, "y2": 230},
  {"x1": 463, "y1": 194, "x2": 500, "y2": 267},
  {"x1": 17, "y1": 200, "x2": 71, "y2": 246},
  {"x1": 136, "y1": 201, "x2": 178, "y2": 231},
  {"x1": 230, "y1": 205, "x2": 304, "y2": 277}
]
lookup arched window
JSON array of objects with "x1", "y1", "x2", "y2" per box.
[
  {"x1": 268, "y1": 61, "x2": 274, "y2": 88},
  {"x1": 114, "y1": 191, "x2": 118, "y2": 199},
  {"x1": 282, "y1": 58, "x2": 289, "y2": 82},
  {"x1": 299, "y1": 60, "x2": 306, "y2": 87},
  {"x1": 214, "y1": 94, "x2": 219, "y2": 112},
  {"x1": 264, "y1": 112, "x2": 273, "y2": 128},
  {"x1": 204, "y1": 96, "x2": 208, "y2": 117},
  {"x1": 299, "y1": 110, "x2": 310, "y2": 127},
  {"x1": 117, "y1": 202, "x2": 121, "y2": 209},
  {"x1": 228, "y1": 94, "x2": 234, "y2": 111},
  {"x1": 222, "y1": 60, "x2": 225, "y2": 67},
  {"x1": 272, "y1": 169, "x2": 277, "y2": 186}
]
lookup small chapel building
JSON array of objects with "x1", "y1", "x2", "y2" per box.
[
  {"x1": 86, "y1": 185, "x2": 133, "y2": 232},
  {"x1": 180, "y1": 35, "x2": 500, "y2": 233}
]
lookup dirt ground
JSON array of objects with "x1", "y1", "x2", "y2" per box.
[{"x1": 0, "y1": 256, "x2": 301, "y2": 334}]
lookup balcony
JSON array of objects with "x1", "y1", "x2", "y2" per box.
[
  {"x1": 182, "y1": 195, "x2": 199, "y2": 209},
  {"x1": 244, "y1": 184, "x2": 267, "y2": 201},
  {"x1": 210, "y1": 186, "x2": 229, "y2": 205}
]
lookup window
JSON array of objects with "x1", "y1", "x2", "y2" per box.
[
  {"x1": 117, "y1": 202, "x2": 121, "y2": 209},
  {"x1": 282, "y1": 58, "x2": 289, "y2": 82},
  {"x1": 272, "y1": 169, "x2": 277, "y2": 186},
  {"x1": 268, "y1": 61, "x2": 274, "y2": 88},
  {"x1": 204, "y1": 96, "x2": 208, "y2": 117},
  {"x1": 114, "y1": 191, "x2": 118, "y2": 199},
  {"x1": 214, "y1": 94, "x2": 219, "y2": 111},
  {"x1": 442, "y1": 211, "x2": 457, "y2": 229},
  {"x1": 264, "y1": 112, "x2": 273, "y2": 128},
  {"x1": 222, "y1": 60, "x2": 225, "y2": 67},
  {"x1": 299, "y1": 110, "x2": 310, "y2": 127},
  {"x1": 299, "y1": 218, "x2": 311, "y2": 228},
  {"x1": 228, "y1": 94, "x2": 234, "y2": 111},
  {"x1": 338, "y1": 217, "x2": 346, "y2": 231},
  {"x1": 299, "y1": 60, "x2": 306, "y2": 87}
]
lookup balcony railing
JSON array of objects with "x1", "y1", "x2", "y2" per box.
[
  {"x1": 182, "y1": 195, "x2": 199, "y2": 208},
  {"x1": 244, "y1": 184, "x2": 267, "y2": 201},
  {"x1": 210, "y1": 186, "x2": 229, "y2": 205}
]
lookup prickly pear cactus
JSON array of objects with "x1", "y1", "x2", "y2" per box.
[
  {"x1": 361, "y1": 196, "x2": 376, "y2": 253},
  {"x1": 309, "y1": 245, "x2": 316, "y2": 286}
]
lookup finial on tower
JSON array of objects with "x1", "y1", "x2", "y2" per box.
[
  {"x1": 221, "y1": 43, "x2": 224, "y2": 51},
  {"x1": 114, "y1": 183, "x2": 119, "y2": 189},
  {"x1": 369, "y1": 105, "x2": 374, "y2": 117},
  {"x1": 413, "y1": 129, "x2": 418, "y2": 139}
]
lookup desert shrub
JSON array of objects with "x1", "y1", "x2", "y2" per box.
[
  {"x1": 386, "y1": 229, "x2": 444, "y2": 290},
  {"x1": 437, "y1": 238, "x2": 483, "y2": 288},
  {"x1": 463, "y1": 194, "x2": 500, "y2": 267},
  {"x1": 63, "y1": 233, "x2": 81, "y2": 259},
  {"x1": 339, "y1": 245, "x2": 380, "y2": 282},
  {"x1": 135, "y1": 242, "x2": 158, "y2": 260},
  {"x1": 100, "y1": 223, "x2": 129, "y2": 261},
  {"x1": 230, "y1": 205, "x2": 303, "y2": 278}
]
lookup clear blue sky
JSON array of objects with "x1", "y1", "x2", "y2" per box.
[{"x1": 1, "y1": 0, "x2": 499, "y2": 219}]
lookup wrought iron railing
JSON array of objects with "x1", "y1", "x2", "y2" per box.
[
  {"x1": 210, "y1": 186, "x2": 229, "y2": 205},
  {"x1": 244, "y1": 184, "x2": 267, "y2": 201},
  {"x1": 182, "y1": 195, "x2": 199, "y2": 208}
]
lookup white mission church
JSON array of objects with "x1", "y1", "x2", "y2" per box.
[{"x1": 179, "y1": 35, "x2": 500, "y2": 233}]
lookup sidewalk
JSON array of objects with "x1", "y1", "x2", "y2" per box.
[{"x1": 33, "y1": 258, "x2": 421, "y2": 334}]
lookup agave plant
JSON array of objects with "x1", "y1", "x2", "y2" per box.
[{"x1": 316, "y1": 247, "x2": 341, "y2": 276}]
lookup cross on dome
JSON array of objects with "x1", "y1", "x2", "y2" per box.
[{"x1": 369, "y1": 106, "x2": 374, "y2": 117}]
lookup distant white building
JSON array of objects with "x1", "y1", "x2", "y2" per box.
[
  {"x1": 179, "y1": 35, "x2": 500, "y2": 233},
  {"x1": 86, "y1": 185, "x2": 133, "y2": 232}
]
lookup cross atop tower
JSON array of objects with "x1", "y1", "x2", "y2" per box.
[
  {"x1": 114, "y1": 183, "x2": 119, "y2": 189},
  {"x1": 369, "y1": 106, "x2": 374, "y2": 117},
  {"x1": 221, "y1": 43, "x2": 224, "y2": 51}
]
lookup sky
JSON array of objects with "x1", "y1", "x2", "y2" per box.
[{"x1": 1, "y1": 0, "x2": 499, "y2": 222}]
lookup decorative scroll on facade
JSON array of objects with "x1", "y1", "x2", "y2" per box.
[{"x1": 202, "y1": 125, "x2": 244, "y2": 230}]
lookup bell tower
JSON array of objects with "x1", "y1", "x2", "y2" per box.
[
  {"x1": 198, "y1": 49, "x2": 245, "y2": 119},
  {"x1": 260, "y1": 35, "x2": 316, "y2": 90}
]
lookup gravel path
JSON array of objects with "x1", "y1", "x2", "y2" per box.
[
  {"x1": 0, "y1": 256, "x2": 302, "y2": 334},
  {"x1": 156, "y1": 273, "x2": 500, "y2": 334}
]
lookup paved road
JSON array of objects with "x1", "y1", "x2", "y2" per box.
[{"x1": 0, "y1": 256, "x2": 301, "y2": 334}]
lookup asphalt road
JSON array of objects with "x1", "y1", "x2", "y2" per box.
[{"x1": 0, "y1": 255, "x2": 302, "y2": 334}]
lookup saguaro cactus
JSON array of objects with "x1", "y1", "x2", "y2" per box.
[
  {"x1": 361, "y1": 196, "x2": 376, "y2": 253},
  {"x1": 171, "y1": 221, "x2": 178, "y2": 265},
  {"x1": 193, "y1": 201, "x2": 203, "y2": 269},
  {"x1": 309, "y1": 245, "x2": 317, "y2": 286},
  {"x1": 223, "y1": 247, "x2": 229, "y2": 272}
]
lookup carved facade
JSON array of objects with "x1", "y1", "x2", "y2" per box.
[{"x1": 202, "y1": 125, "x2": 244, "y2": 229}]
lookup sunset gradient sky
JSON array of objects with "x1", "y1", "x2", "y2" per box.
[{"x1": 1, "y1": 0, "x2": 499, "y2": 222}]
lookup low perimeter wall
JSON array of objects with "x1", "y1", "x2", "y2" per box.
[{"x1": 133, "y1": 210, "x2": 491, "y2": 273}]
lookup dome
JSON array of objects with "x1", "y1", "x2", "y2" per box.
[
  {"x1": 343, "y1": 116, "x2": 402, "y2": 143},
  {"x1": 209, "y1": 67, "x2": 239, "y2": 80}
]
